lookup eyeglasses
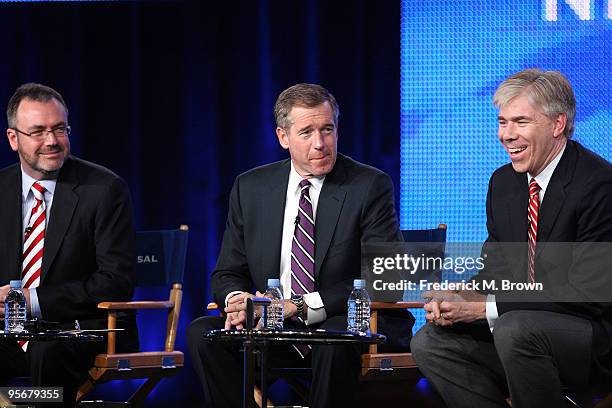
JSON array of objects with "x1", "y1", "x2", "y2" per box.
[{"x1": 13, "y1": 125, "x2": 71, "y2": 139}]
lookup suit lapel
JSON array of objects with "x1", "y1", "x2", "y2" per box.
[
  {"x1": 503, "y1": 170, "x2": 529, "y2": 280},
  {"x1": 42, "y1": 158, "x2": 79, "y2": 281},
  {"x1": 261, "y1": 161, "x2": 290, "y2": 277},
  {"x1": 0, "y1": 165, "x2": 24, "y2": 280},
  {"x1": 537, "y1": 142, "x2": 575, "y2": 242},
  {"x1": 315, "y1": 156, "x2": 347, "y2": 279},
  {"x1": 506, "y1": 170, "x2": 529, "y2": 242}
]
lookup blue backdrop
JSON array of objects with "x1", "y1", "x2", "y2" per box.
[
  {"x1": 400, "y1": 0, "x2": 612, "y2": 330},
  {"x1": 400, "y1": 0, "x2": 612, "y2": 241}
]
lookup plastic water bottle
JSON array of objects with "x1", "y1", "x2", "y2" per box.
[
  {"x1": 5, "y1": 280, "x2": 27, "y2": 333},
  {"x1": 347, "y1": 279, "x2": 371, "y2": 334},
  {"x1": 263, "y1": 278, "x2": 284, "y2": 329}
]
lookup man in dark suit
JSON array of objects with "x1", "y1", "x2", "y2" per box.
[
  {"x1": 0, "y1": 83, "x2": 138, "y2": 407},
  {"x1": 410, "y1": 69, "x2": 612, "y2": 408},
  {"x1": 188, "y1": 83, "x2": 404, "y2": 407}
]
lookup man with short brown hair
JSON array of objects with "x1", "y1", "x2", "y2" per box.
[
  {"x1": 0, "y1": 82, "x2": 138, "y2": 407},
  {"x1": 188, "y1": 83, "x2": 407, "y2": 407}
]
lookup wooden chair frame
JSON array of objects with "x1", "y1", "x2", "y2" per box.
[
  {"x1": 77, "y1": 225, "x2": 188, "y2": 406},
  {"x1": 361, "y1": 224, "x2": 447, "y2": 383}
]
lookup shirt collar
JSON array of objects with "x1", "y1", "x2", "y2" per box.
[
  {"x1": 21, "y1": 166, "x2": 57, "y2": 200},
  {"x1": 527, "y1": 141, "x2": 566, "y2": 193},
  {"x1": 288, "y1": 161, "x2": 325, "y2": 194}
]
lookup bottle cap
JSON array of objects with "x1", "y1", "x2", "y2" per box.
[
  {"x1": 9, "y1": 280, "x2": 22, "y2": 289},
  {"x1": 267, "y1": 278, "x2": 281, "y2": 287},
  {"x1": 354, "y1": 279, "x2": 365, "y2": 289}
]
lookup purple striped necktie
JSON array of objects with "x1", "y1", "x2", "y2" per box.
[
  {"x1": 291, "y1": 179, "x2": 316, "y2": 296},
  {"x1": 290, "y1": 179, "x2": 315, "y2": 358}
]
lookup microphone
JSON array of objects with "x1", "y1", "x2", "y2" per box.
[
  {"x1": 294, "y1": 216, "x2": 300, "y2": 225},
  {"x1": 25, "y1": 226, "x2": 32, "y2": 234}
]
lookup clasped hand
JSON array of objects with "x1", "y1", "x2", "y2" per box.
[
  {"x1": 422, "y1": 289, "x2": 487, "y2": 326},
  {"x1": 223, "y1": 292, "x2": 298, "y2": 330},
  {"x1": 0, "y1": 284, "x2": 31, "y2": 317}
]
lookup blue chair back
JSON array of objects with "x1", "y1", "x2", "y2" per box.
[
  {"x1": 134, "y1": 226, "x2": 188, "y2": 286},
  {"x1": 400, "y1": 224, "x2": 447, "y2": 305},
  {"x1": 401, "y1": 224, "x2": 447, "y2": 245}
]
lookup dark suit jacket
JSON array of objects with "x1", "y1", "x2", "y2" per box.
[
  {"x1": 0, "y1": 156, "x2": 138, "y2": 350},
  {"x1": 476, "y1": 140, "x2": 612, "y2": 371},
  {"x1": 211, "y1": 153, "x2": 402, "y2": 319}
]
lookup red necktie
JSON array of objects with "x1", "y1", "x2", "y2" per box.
[
  {"x1": 527, "y1": 178, "x2": 541, "y2": 283},
  {"x1": 19, "y1": 182, "x2": 46, "y2": 351},
  {"x1": 22, "y1": 182, "x2": 46, "y2": 289}
]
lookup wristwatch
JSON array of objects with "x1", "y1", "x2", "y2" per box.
[{"x1": 290, "y1": 294, "x2": 305, "y2": 319}]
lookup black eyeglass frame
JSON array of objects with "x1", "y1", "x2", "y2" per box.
[{"x1": 12, "y1": 125, "x2": 71, "y2": 139}]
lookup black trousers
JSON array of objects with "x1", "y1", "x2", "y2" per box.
[
  {"x1": 0, "y1": 338, "x2": 106, "y2": 408},
  {"x1": 410, "y1": 310, "x2": 594, "y2": 408},
  {"x1": 187, "y1": 315, "x2": 362, "y2": 408}
]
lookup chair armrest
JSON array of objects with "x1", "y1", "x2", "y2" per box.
[
  {"x1": 98, "y1": 301, "x2": 175, "y2": 310},
  {"x1": 371, "y1": 301, "x2": 425, "y2": 310}
]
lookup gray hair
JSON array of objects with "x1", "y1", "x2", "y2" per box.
[
  {"x1": 274, "y1": 83, "x2": 339, "y2": 130},
  {"x1": 493, "y1": 69, "x2": 576, "y2": 138},
  {"x1": 7, "y1": 82, "x2": 68, "y2": 129}
]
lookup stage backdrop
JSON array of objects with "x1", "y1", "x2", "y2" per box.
[
  {"x1": 0, "y1": 1, "x2": 399, "y2": 405},
  {"x1": 400, "y1": 0, "x2": 612, "y2": 328}
]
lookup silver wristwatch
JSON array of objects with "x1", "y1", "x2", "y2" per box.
[{"x1": 290, "y1": 294, "x2": 305, "y2": 319}]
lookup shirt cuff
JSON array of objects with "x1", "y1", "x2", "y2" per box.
[
  {"x1": 224, "y1": 291, "x2": 245, "y2": 308},
  {"x1": 29, "y1": 287, "x2": 42, "y2": 319},
  {"x1": 485, "y1": 294, "x2": 498, "y2": 332},
  {"x1": 303, "y1": 291, "x2": 326, "y2": 325}
]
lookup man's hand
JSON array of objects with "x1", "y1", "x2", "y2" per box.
[
  {"x1": 422, "y1": 290, "x2": 487, "y2": 326},
  {"x1": 0, "y1": 284, "x2": 9, "y2": 316},
  {"x1": 0, "y1": 285, "x2": 31, "y2": 316},
  {"x1": 224, "y1": 292, "x2": 258, "y2": 330},
  {"x1": 284, "y1": 300, "x2": 298, "y2": 319},
  {"x1": 224, "y1": 291, "x2": 308, "y2": 328},
  {"x1": 283, "y1": 299, "x2": 309, "y2": 320}
]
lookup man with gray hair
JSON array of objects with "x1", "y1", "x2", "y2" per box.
[
  {"x1": 410, "y1": 69, "x2": 612, "y2": 407},
  {"x1": 188, "y1": 83, "x2": 409, "y2": 407}
]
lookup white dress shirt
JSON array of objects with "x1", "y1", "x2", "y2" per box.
[
  {"x1": 486, "y1": 142, "x2": 567, "y2": 331},
  {"x1": 279, "y1": 163, "x2": 326, "y2": 325},
  {"x1": 224, "y1": 162, "x2": 328, "y2": 325}
]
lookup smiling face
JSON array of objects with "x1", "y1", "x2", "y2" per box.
[
  {"x1": 276, "y1": 102, "x2": 338, "y2": 178},
  {"x1": 497, "y1": 93, "x2": 567, "y2": 176},
  {"x1": 6, "y1": 98, "x2": 71, "y2": 180}
]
